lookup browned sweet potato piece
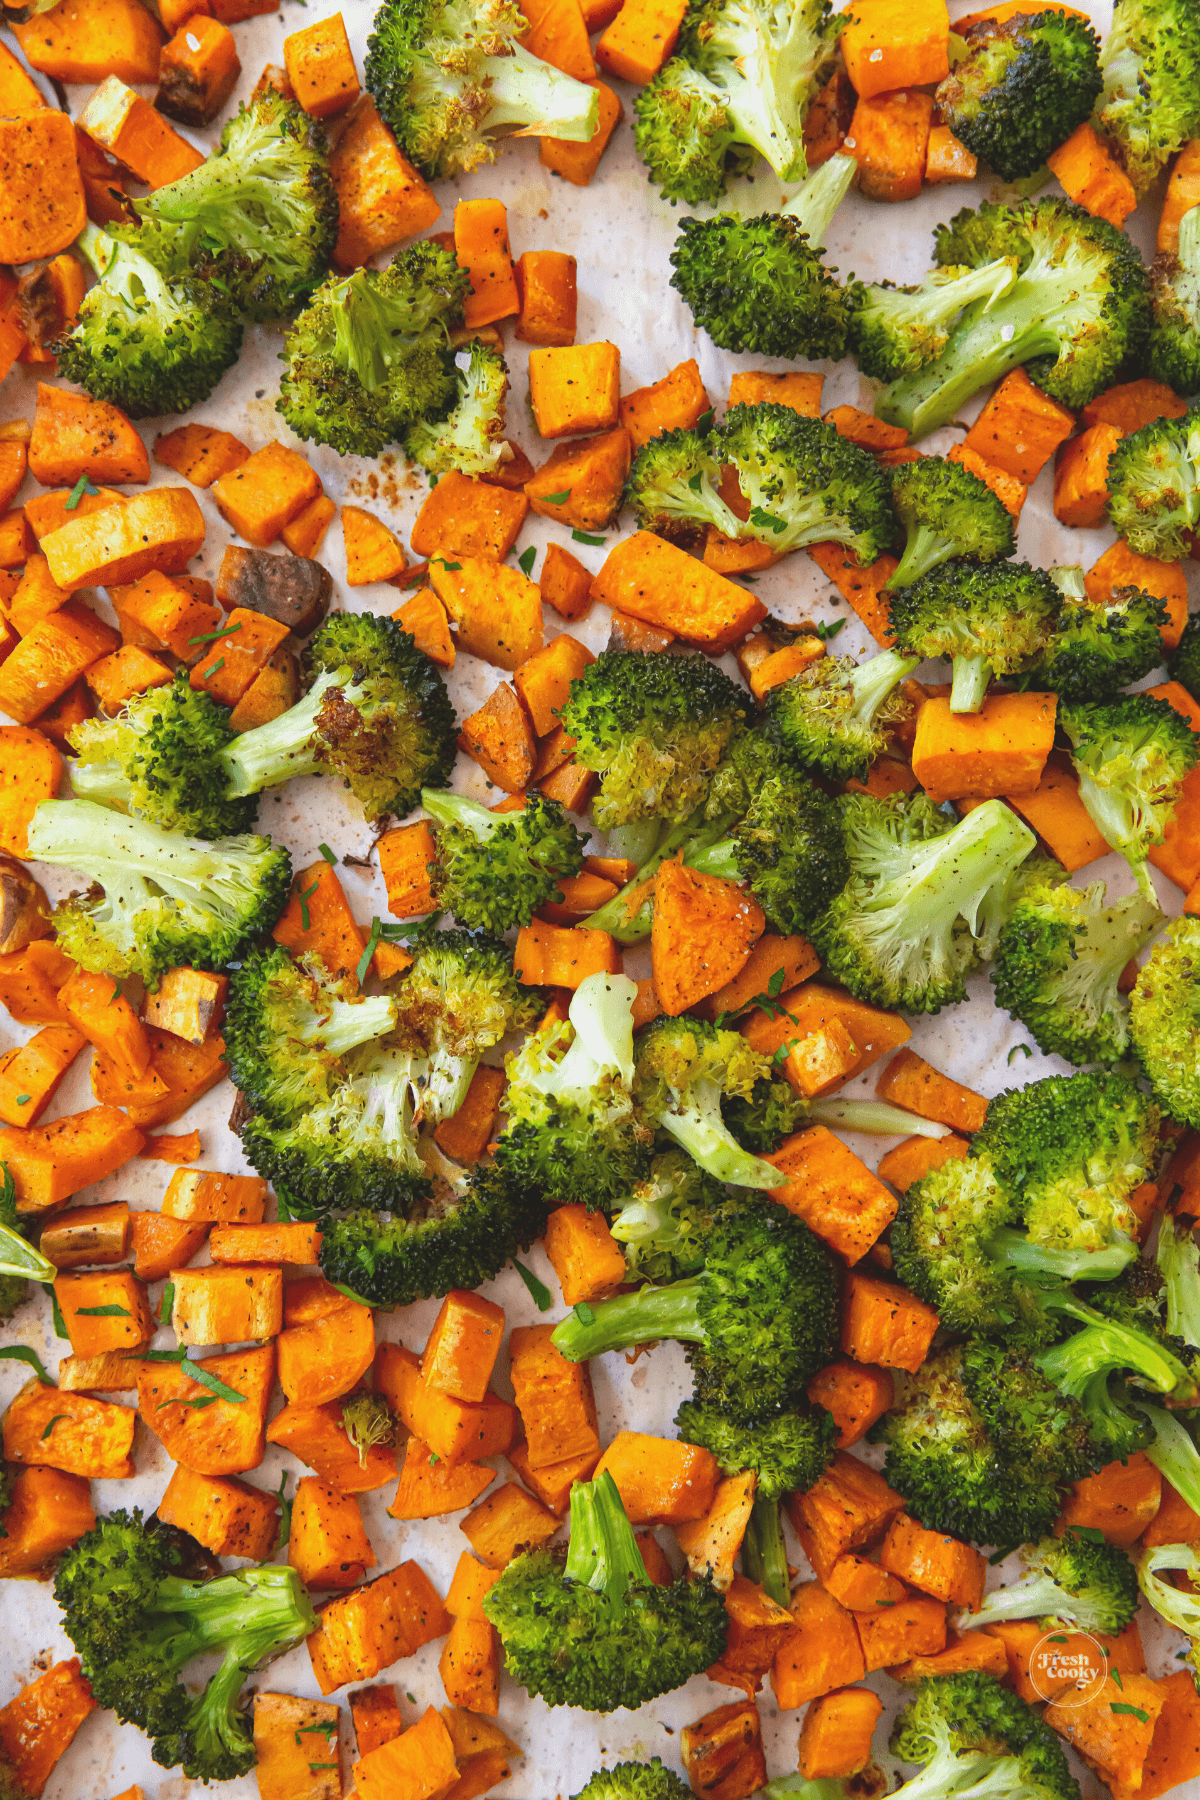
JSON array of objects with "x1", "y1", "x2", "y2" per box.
[{"x1": 214, "y1": 544, "x2": 331, "y2": 636}]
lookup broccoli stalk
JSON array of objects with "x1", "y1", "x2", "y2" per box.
[
  {"x1": 1158, "y1": 1215, "x2": 1200, "y2": 1345},
  {"x1": 764, "y1": 649, "x2": 919, "y2": 783},
  {"x1": 850, "y1": 258, "x2": 1019, "y2": 383},
  {"x1": 634, "y1": 1017, "x2": 787, "y2": 1189},
  {"x1": 1140, "y1": 1402, "x2": 1200, "y2": 1516},
  {"x1": 1035, "y1": 1294, "x2": 1200, "y2": 1416},
  {"x1": 742, "y1": 1493, "x2": 792, "y2": 1607},
  {"x1": 421, "y1": 787, "x2": 586, "y2": 934},
  {"x1": 1137, "y1": 1541, "x2": 1200, "y2": 1675},
  {"x1": 956, "y1": 1534, "x2": 1139, "y2": 1636}
]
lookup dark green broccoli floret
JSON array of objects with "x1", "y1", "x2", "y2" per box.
[
  {"x1": 888, "y1": 559, "x2": 1058, "y2": 713},
  {"x1": 964, "y1": 1338, "x2": 1102, "y2": 1493},
  {"x1": 571, "y1": 1763, "x2": 691, "y2": 1800},
  {"x1": 403, "y1": 342, "x2": 511, "y2": 478},
  {"x1": 763, "y1": 650, "x2": 917, "y2": 783},
  {"x1": 875, "y1": 197, "x2": 1151, "y2": 440},
  {"x1": 632, "y1": 0, "x2": 840, "y2": 203},
  {"x1": 27, "y1": 800, "x2": 291, "y2": 989},
  {"x1": 849, "y1": 259, "x2": 1019, "y2": 383},
  {"x1": 716, "y1": 403, "x2": 898, "y2": 566},
  {"x1": 722, "y1": 1076, "x2": 811, "y2": 1154},
  {"x1": 808, "y1": 791, "x2": 1037, "y2": 1014},
  {"x1": 560, "y1": 650, "x2": 748, "y2": 834},
  {"x1": 624, "y1": 427, "x2": 745, "y2": 542},
  {"x1": 340, "y1": 1392, "x2": 395, "y2": 1467},
  {"x1": 1107, "y1": 409, "x2": 1200, "y2": 560},
  {"x1": 498, "y1": 972, "x2": 651, "y2": 1214},
  {"x1": 1061, "y1": 694, "x2": 1199, "y2": 894},
  {"x1": 1033, "y1": 566, "x2": 1169, "y2": 700},
  {"x1": 54, "y1": 1510, "x2": 315, "y2": 1782},
  {"x1": 1131, "y1": 916, "x2": 1200, "y2": 1127},
  {"x1": 55, "y1": 225, "x2": 243, "y2": 420},
  {"x1": 888, "y1": 1672, "x2": 1080, "y2": 1800},
  {"x1": 991, "y1": 874, "x2": 1164, "y2": 1067},
  {"x1": 1150, "y1": 205, "x2": 1200, "y2": 395},
  {"x1": 665, "y1": 153, "x2": 856, "y2": 354},
  {"x1": 278, "y1": 247, "x2": 468, "y2": 458},
  {"x1": 133, "y1": 88, "x2": 336, "y2": 320},
  {"x1": 633, "y1": 1016, "x2": 787, "y2": 1190},
  {"x1": 933, "y1": 11, "x2": 1102, "y2": 181},
  {"x1": 1169, "y1": 608, "x2": 1200, "y2": 701},
  {"x1": 421, "y1": 788, "x2": 587, "y2": 934},
  {"x1": 958, "y1": 1533, "x2": 1138, "y2": 1635},
  {"x1": 365, "y1": 0, "x2": 598, "y2": 180},
  {"x1": 1096, "y1": 0, "x2": 1200, "y2": 194},
  {"x1": 608, "y1": 1149, "x2": 725, "y2": 1284},
  {"x1": 887, "y1": 457, "x2": 1017, "y2": 594},
  {"x1": 552, "y1": 1197, "x2": 838, "y2": 1426},
  {"x1": 484, "y1": 1471, "x2": 727, "y2": 1711}
]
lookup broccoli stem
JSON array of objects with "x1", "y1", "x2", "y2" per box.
[
  {"x1": 741, "y1": 1494, "x2": 790, "y2": 1608},
  {"x1": 855, "y1": 797, "x2": 1036, "y2": 955},
  {"x1": 69, "y1": 758, "x2": 133, "y2": 808},
  {"x1": 564, "y1": 1470, "x2": 652, "y2": 1596},
  {"x1": 607, "y1": 819, "x2": 666, "y2": 867},
  {"x1": 655, "y1": 1079, "x2": 785, "y2": 1190},
  {"x1": 220, "y1": 670, "x2": 345, "y2": 798},
  {"x1": 956, "y1": 1569, "x2": 1080, "y2": 1632},
  {"x1": 1141, "y1": 1402, "x2": 1200, "y2": 1516},
  {"x1": 421, "y1": 788, "x2": 507, "y2": 843},
  {"x1": 480, "y1": 44, "x2": 599, "y2": 142},
  {"x1": 1157, "y1": 1217, "x2": 1200, "y2": 1347},
  {"x1": 27, "y1": 800, "x2": 259, "y2": 917},
  {"x1": 806, "y1": 1099, "x2": 948, "y2": 1140},
  {"x1": 949, "y1": 653, "x2": 990, "y2": 714},
  {"x1": 302, "y1": 994, "x2": 398, "y2": 1058},
  {"x1": 782, "y1": 153, "x2": 858, "y2": 251},
  {"x1": 585, "y1": 811, "x2": 738, "y2": 941},
  {"x1": 991, "y1": 1227, "x2": 1136, "y2": 1286},
  {"x1": 888, "y1": 523, "x2": 956, "y2": 592},
  {"x1": 552, "y1": 1277, "x2": 707, "y2": 1363},
  {"x1": 1036, "y1": 1302, "x2": 1200, "y2": 1407},
  {"x1": 849, "y1": 649, "x2": 921, "y2": 728}
]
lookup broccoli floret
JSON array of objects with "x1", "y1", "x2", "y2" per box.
[
  {"x1": 27, "y1": 800, "x2": 291, "y2": 989},
  {"x1": 632, "y1": 0, "x2": 840, "y2": 202},
  {"x1": 1150, "y1": 205, "x2": 1200, "y2": 395},
  {"x1": 1034, "y1": 1295, "x2": 1200, "y2": 1462},
  {"x1": 886, "y1": 458, "x2": 1017, "y2": 595},
  {"x1": 552, "y1": 1197, "x2": 838, "y2": 1425},
  {"x1": 560, "y1": 650, "x2": 748, "y2": 834},
  {"x1": 572, "y1": 1765, "x2": 691, "y2": 1800},
  {"x1": 1169, "y1": 608, "x2": 1200, "y2": 702},
  {"x1": 1033, "y1": 567, "x2": 1169, "y2": 700},
  {"x1": 716, "y1": 404, "x2": 898, "y2": 565},
  {"x1": 808, "y1": 792, "x2": 1037, "y2": 1014},
  {"x1": 484, "y1": 1470, "x2": 727, "y2": 1711},
  {"x1": 888, "y1": 560, "x2": 1058, "y2": 713},
  {"x1": 633, "y1": 1016, "x2": 786, "y2": 1189},
  {"x1": 889, "y1": 1672, "x2": 1080, "y2": 1800},
  {"x1": 1061, "y1": 694, "x2": 1198, "y2": 894},
  {"x1": 1106, "y1": 408, "x2": 1200, "y2": 560},
  {"x1": 365, "y1": 0, "x2": 598, "y2": 180},
  {"x1": 421, "y1": 788, "x2": 587, "y2": 933},
  {"x1": 933, "y1": 11, "x2": 1102, "y2": 181},
  {"x1": 624, "y1": 426, "x2": 745, "y2": 543},
  {"x1": 608, "y1": 1149, "x2": 725, "y2": 1284},
  {"x1": 876, "y1": 198, "x2": 1150, "y2": 440},
  {"x1": 54, "y1": 1510, "x2": 315, "y2": 1782},
  {"x1": 763, "y1": 650, "x2": 917, "y2": 783},
  {"x1": 55, "y1": 225, "x2": 242, "y2": 420},
  {"x1": 1096, "y1": 0, "x2": 1200, "y2": 194},
  {"x1": 686, "y1": 753, "x2": 850, "y2": 932},
  {"x1": 278, "y1": 247, "x2": 468, "y2": 458},
  {"x1": 1131, "y1": 916, "x2": 1200, "y2": 1126},
  {"x1": 133, "y1": 88, "x2": 336, "y2": 320},
  {"x1": 340, "y1": 1392, "x2": 395, "y2": 1467},
  {"x1": 499, "y1": 972, "x2": 651, "y2": 1213},
  {"x1": 958, "y1": 1533, "x2": 1139, "y2": 1636},
  {"x1": 665, "y1": 153, "x2": 857, "y2": 355},
  {"x1": 991, "y1": 874, "x2": 1164, "y2": 1067},
  {"x1": 965, "y1": 1338, "x2": 1102, "y2": 1493},
  {"x1": 722, "y1": 1076, "x2": 811, "y2": 1154},
  {"x1": 849, "y1": 259, "x2": 1019, "y2": 383},
  {"x1": 404, "y1": 342, "x2": 510, "y2": 477}
]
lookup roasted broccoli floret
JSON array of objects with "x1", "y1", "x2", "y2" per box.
[
  {"x1": 55, "y1": 225, "x2": 242, "y2": 419},
  {"x1": 721, "y1": 1076, "x2": 811, "y2": 1154},
  {"x1": 1033, "y1": 565, "x2": 1169, "y2": 700},
  {"x1": 54, "y1": 1510, "x2": 315, "y2": 1782},
  {"x1": 1096, "y1": 0, "x2": 1200, "y2": 194},
  {"x1": 958, "y1": 1534, "x2": 1139, "y2": 1636},
  {"x1": 1169, "y1": 609, "x2": 1200, "y2": 702},
  {"x1": 1131, "y1": 917, "x2": 1200, "y2": 1127},
  {"x1": 1034, "y1": 1293, "x2": 1200, "y2": 1461},
  {"x1": 421, "y1": 788, "x2": 587, "y2": 933},
  {"x1": 849, "y1": 259, "x2": 1018, "y2": 383},
  {"x1": 933, "y1": 10, "x2": 1102, "y2": 181},
  {"x1": 666, "y1": 152, "x2": 856, "y2": 355},
  {"x1": 887, "y1": 458, "x2": 1017, "y2": 594},
  {"x1": 1061, "y1": 694, "x2": 1198, "y2": 894},
  {"x1": 1106, "y1": 408, "x2": 1200, "y2": 560},
  {"x1": 365, "y1": 0, "x2": 598, "y2": 180},
  {"x1": 716, "y1": 403, "x2": 898, "y2": 565},
  {"x1": 552, "y1": 1198, "x2": 838, "y2": 1425},
  {"x1": 808, "y1": 792, "x2": 1037, "y2": 1014},
  {"x1": 633, "y1": 1016, "x2": 787, "y2": 1189},
  {"x1": 1150, "y1": 204, "x2": 1200, "y2": 395},
  {"x1": 277, "y1": 247, "x2": 468, "y2": 458},
  {"x1": 571, "y1": 1764, "x2": 692, "y2": 1800},
  {"x1": 991, "y1": 874, "x2": 1164, "y2": 1067},
  {"x1": 632, "y1": 0, "x2": 840, "y2": 202},
  {"x1": 133, "y1": 88, "x2": 336, "y2": 320},
  {"x1": 763, "y1": 651, "x2": 917, "y2": 784},
  {"x1": 498, "y1": 972, "x2": 650, "y2": 1213},
  {"x1": 484, "y1": 1471, "x2": 727, "y2": 1711},
  {"x1": 609, "y1": 1149, "x2": 725, "y2": 1284},
  {"x1": 340, "y1": 1392, "x2": 395, "y2": 1467},
  {"x1": 560, "y1": 650, "x2": 748, "y2": 833},
  {"x1": 27, "y1": 800, "x2": 291, "y2": 988},
  {"x1": 624, "y1": 427, "x2": 745, "y2": 543},
  {"x1": 888, "y1": 560, "x2": 1059, "y2": 713},
  {"x1": 403, "y1": 342, "x2": 510, "y2": 477},
  {"x1": 875, "y1": 198, "x2": 1151, "y2": 440},
  {"x1": 888, "y1": 1672, "x2": 1080, "y2": 1800}
]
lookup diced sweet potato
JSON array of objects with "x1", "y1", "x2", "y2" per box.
[
  {"x1": 840, "y1": 0, "x2": 949, "y2": 96},
  {"x1": 879, "y1": 1513, "x2": 986, "y2": 1609},
  {"x1": 413, "y1": 477, "x2": 528, "y2": 564},
  {"x1": 3, "y1": 1377, "x2": 135, "y2": 1479},
  {"x1": 911, "y1": 693, "x2": 1056, "y2": 802},
  {"x1": 877, "y1": 1132, "x2": 970, "y2": 1193},
  {"x1": 594, "y1": 1429, "x2": 719, "y2": 1525},
  {"x1": 267, "y1": 1398, "x2": 397, "y2": 1493},
  {"x1": 1047, "y1": 121, "x2": 1136, "y2": 230},
  {"x1": 854, "y1": 1594, "x2": 947, "y2": 1672},
  {"x1": 158, "y1": 1463, "x2": 279, "y2": 1560},
  {"x1": 806, "y1": 1361, "x2": 894, "y2": 1449},
  {"x1": 772, "y1": 1582, "x2": 866, "y2": 1708},
  {"x1": 786, "y1": 1453, "x2": 905, "y2": 1581},
  {"x1": 138, "y1": 1343, "x2": 274, "y2": 1476},
  {"x1": 962, "y1": 367, "x2": 1074, "y2": 485},
  {"x1": 330, "y1": 97, "x2": 439, "y2": 268},
  {"x1": 307, "y1": 1566, "x2": 451, "y2": 1695},
  {"x1": 0, "y1": 1659, "x2": 96, "y2": 1798},
  {"x1": 288, "y1": 1476, "x2": 376, "y2": 1588},
  {"x1": 675, "y1": 1470, "x2": 757, "y2": 1591},
  {"x1": 762, "y1": 1127, "x2": 897, "y2": 1264},
  {"x1": 876, "y1": 1048, "x2": 987, "y2": 1132},
  {"x1": 543, "y1": 1203, "x2": 627, "y2": 1305},
  {"x1": 0, "y1": 1466, "x2": 95, "y2": 1575},
  {"x1": 1055, "y1": 1453, "x2": 1162, "y2": 1547},
  {"x1": 591, "y1": 531, "x2": 766, "y2": 653},
  {"x1": 1054, "y1": 422, "x2": 1122, "y2": 527},
  {"x1": 680, "y1": 1698, "x2": 767, "y2": 1800},
  {"x1": 253, "y1": 1692, "x2": 341, "y2": 1800},
  {"x1": 376, "y1": 1343, "x2": 515, "y2": 1466},
  {"x1": 429, "y1": 553, "x2": 541, "y2": 668}
]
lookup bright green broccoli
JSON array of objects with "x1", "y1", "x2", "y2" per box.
[
  {"x1": 715, "y1": 403, "x2": 898, "y2": 565},
  {"x1": 483, "y1": 1471, "x2": 727, "y2": 1711},
  {"x1": 888, "y1": 560, "x2": 1059, "y2": 713},
  {"x1": 762, "y1": 650, "x2": 918, "y2": 783},
  {"x1": 1131, "y1": 916, "x2": 1200, "y2": 1127},
  {"x1": 874, "y1": 198, "x2": 1151, "y2": 440},
  {"x1": 403, "y1": 341, "x2": 511, "y2": 477},
  {"x1": 1061, "y1": 694, "x2": 1198, "y2": 894},
  {"x1": 632, "y1": 1016, "x2": 788, "y2": 1189},
  {"x1": 665, "y1": 152, "x2": 857, "y2": 355},
  {"x1": 887, "y1": 1672, "x2": 1080, "y2": 1800},
  {"x1": 958, "y1": 1534, "x2": 1139, "y2": 1636},
  {"x1": 933, "y1": 10, "x2": 1102, "y2": 181},
  {"x1": 365, "y1": 0, "x2": 599, "y2": 180},
  {"x1": 571, "y1": 1764, "x2": 692, "y2": 1800},
  {"x1": 848, "y1": 258, "x2": 1019, "y2": 383},
  {"x1": 1168, "y1": 608, "x2": 1200, "y2": 702},
  {"x1": 1033, "y1": 565, "x2": 1169, "y2": 700},
  {"x1": 1034, "y1": 1295, "x2": 1200, "y2": 1463},
  {"x1": 420, "y1": 788, "x2": 587, "y2": 933},
  {"x1": 886, "y1": 457, "x2": 1017, "y2": 594},
  {"x1": 608, "y1": 1149, "x2": 726, "y2": 1284},
  {"x1": 624, "y1": 426, "x2": 745, "y2": 542},
  {"x1": 1150, "y1": 204, "x2": 1200, "y2": 395},
  {"x1": 1096, "y1": 0, "x2": 1200, "y2": 194},
  {"x1": 1106, "y1": 408, "x2": 1200, "y2": 560}
]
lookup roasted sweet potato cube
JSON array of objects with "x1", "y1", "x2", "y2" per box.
[{"x1": 215, "y1": 543, "x2": 331, "y2": 635}]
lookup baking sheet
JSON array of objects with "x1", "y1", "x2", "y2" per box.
[{"x1": 2, "y1": 0, "x2": 1199, "y2": 1791}]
